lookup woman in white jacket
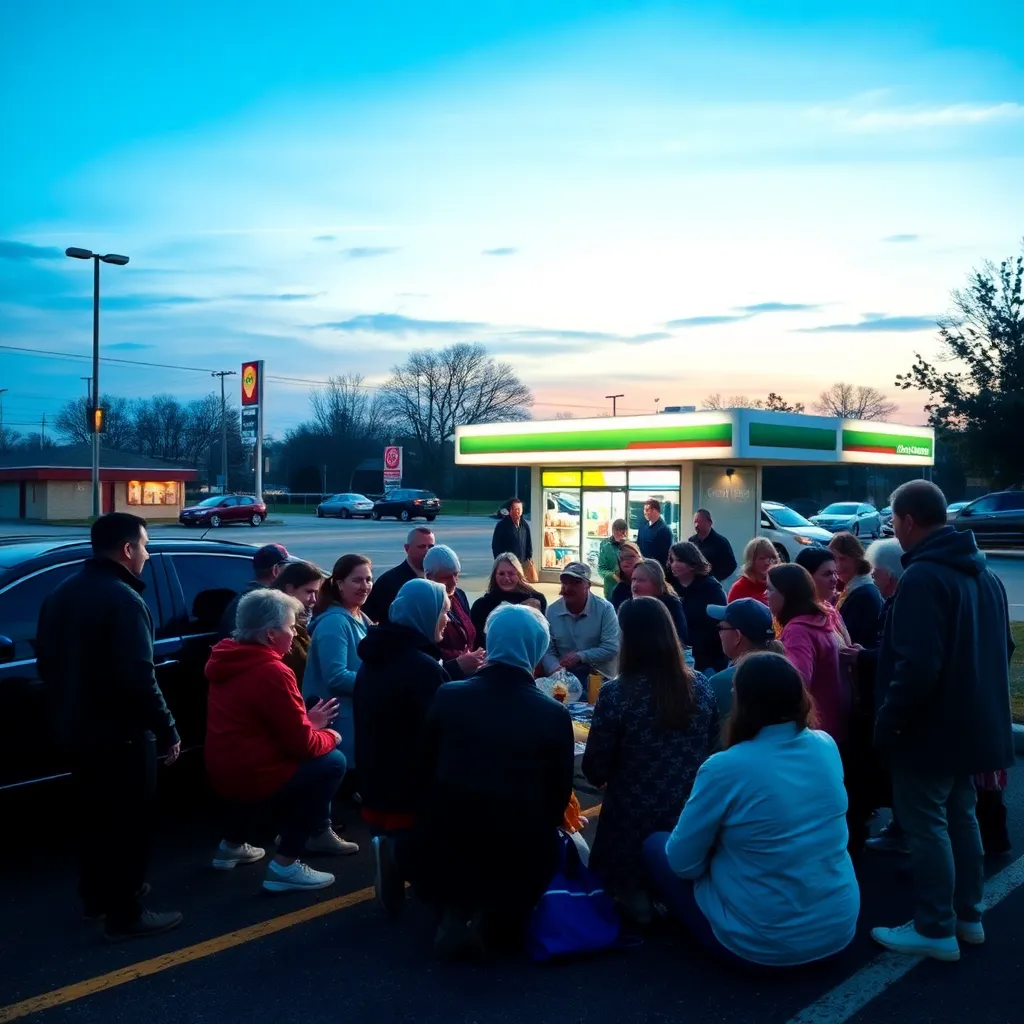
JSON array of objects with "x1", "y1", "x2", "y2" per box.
[{"x1": 643, "y1": 651, "x2": 859, "y2": 969}]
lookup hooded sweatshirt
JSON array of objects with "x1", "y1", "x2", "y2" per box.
[
  {"x1": 875, "y1": 525, "x2": 1015, "y2": 774},
  {"x1": 205, "y1": 639, "x2": 338, "y2": 802},
  {"x1": 303, "y1": 604, "x2": 370, "y2": 766},
  {"x1": 485, "y1": 603, "x2": 551, "y2": 675},
  {"x1": 779, "y1": 614, "x2": 849, "y2": 742}
]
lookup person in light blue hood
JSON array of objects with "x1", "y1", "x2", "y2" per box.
[
  {"x1": 390, "y1": 578, "x2": 448, "y2": 642},
  {"x1": 484, "y1": 603, "x2": 551, "y2": 675}
]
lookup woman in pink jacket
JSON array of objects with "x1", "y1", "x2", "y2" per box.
[{"x1": 766, "y1": 564, "x2": 850, "y2": 744}]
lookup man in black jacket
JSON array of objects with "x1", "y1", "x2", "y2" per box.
[
  {"x1": 37, "y1": 514, "x2": 183, "y2": 939},
  {"x1": 689, "y1": 508, "x2": 737, "y2": 581},
  {"x1": 363, "y1": 526, "x2": 435, "y2": 624},
  {"x1": 637, "y1": 499, "x2": 673, "y2": 566},
  {"x1": 216, "y1": 542, "x2": 291, "y2": 640},
  {"x1": 870, "y1": 481, "x2": 1015, "y2": 963},
  {"x1": 490, "y1": 497, "x2": 532, "y2": 566}
]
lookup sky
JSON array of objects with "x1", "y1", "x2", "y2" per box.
[{"x1": 1, "y1": 1, "x2": 1022, "y2": 437}]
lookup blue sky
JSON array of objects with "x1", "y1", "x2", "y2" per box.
[{"x1": 2, "y1": 1, "x2": 1022, "y2": 435}]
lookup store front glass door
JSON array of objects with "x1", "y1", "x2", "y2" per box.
[{"x1": 582, "y1": 489, "x2": 628, "y2": 574}]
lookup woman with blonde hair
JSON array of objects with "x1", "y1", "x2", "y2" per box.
[
  {"x1": 828, "y1": 532, "x2": 883, "y2": 650},
  {"x1": 470, "y1": 553, "x2": 547, "y2": 648},
  {"x1": 610, "y1": 541, "x2": 643, "y2": 610},
  {"x1": 727, "y1": 537, "x2": 778, "y2": 605},
  {"x1": 625, "y1": 558, "x2": 689, "y2": 646}
]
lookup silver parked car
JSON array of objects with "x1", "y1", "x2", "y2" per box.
[
  {"x1": 316, "y1": 493, "x2": 375, "y2": 519},
  {"x1": 759, "y1": 502, "x2": 834, "y2": 562},
  {"x1": 809, "y1": 502, "x2": 882, "y2": 538}
]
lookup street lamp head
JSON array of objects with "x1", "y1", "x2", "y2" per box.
[
  {"x1": 65, "y1": 247, "x2": 93, "y2": 260},
  {"x1": 100, "y1": 254, "x2": 130, "y2": 266}
]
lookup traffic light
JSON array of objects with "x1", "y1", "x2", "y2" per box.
[{"x1": 87, "y1": 406, "x2": 105, "y2": 434}]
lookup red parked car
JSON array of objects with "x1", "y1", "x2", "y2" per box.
[{"x1": 179, "y1": 494, "x2": 267, "y2": 528}]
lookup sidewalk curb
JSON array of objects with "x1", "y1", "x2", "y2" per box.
[{"x1": 1014, "y1": 723, "x2": 1024, "y2": 757}]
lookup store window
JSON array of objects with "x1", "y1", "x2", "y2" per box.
[
  {"x1": 128, "y1": 480, "x2": 180, "y2": 506},
  {"x1": 541, "y1": 468, "x2": 682, "y2": 573}
]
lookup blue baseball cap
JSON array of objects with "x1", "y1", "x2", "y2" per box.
[{"x1": 707, "y1": 598, "x2": 774, "y2": 643}]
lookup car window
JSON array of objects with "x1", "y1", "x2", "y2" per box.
[
  {"x1": 763, "y1": 505, "x2": 812, "y2": 528},
  {"x1": 167, "y1": 554, "x2": 254, "y2": 635},
  {"x1": 417, "y1": 491, "x2": 437, "y2": 499},
  {"x1": 821, "y1": 503, "x2": 859, "y2": 515},
  {"x1": 1003, "y1": 493, "x2": 1024, "y2": 510},
  {"x1": 222, "y1": 497, "x2": 239, "y2": 507},
  {"x1": 239, "y1": 496, "x2": 254, "y2": 506},
  {"x1": 0, "y1": 559, "x2": 161, "y2": 660},
  {"x1": 968, "y1": 496, "x2": 1000, "y2": 513}
]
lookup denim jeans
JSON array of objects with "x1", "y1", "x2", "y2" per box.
[
  {"x1": 275, "y1": 749, "x2": 348, "y2": 859},
  {"x1": 642, "y1": 833, "x2": 750, "y2": 969},
  {"x1": 890, "y1": 770, "x2": 984, "y2": 938}
]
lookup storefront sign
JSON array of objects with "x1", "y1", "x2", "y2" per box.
[
  {"x1": 842, "y1": 429, "x2": 934, "y2": 459},
  {"x1": 383, "y1": 445, "x2": 403, "y2": 490},
  {"x1": 240, "y1": 360, "x2": 265, "y2": 503}
]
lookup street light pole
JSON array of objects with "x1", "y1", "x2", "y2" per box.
[
  {"x1": 212, "y1": 371, "x2": 237, "y2": 494},
  {"x1": 606, "y1": 393, "x2": 624, "y2": 417},
  {"x1": 66, "y1": 247, "x2": 129, "y2": 520}
]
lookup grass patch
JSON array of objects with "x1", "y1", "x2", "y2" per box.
[
  {"x1": 266, "y1": 503, "x2": 317, "y2": 515},
  {"x1": 1012, "y1": 622, "x2": 1024, "y2": 723}
]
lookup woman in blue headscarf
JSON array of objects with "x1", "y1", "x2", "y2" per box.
[
  {"x1": 374, "y1": 603, "x2": 577, "y2": 960},
  {"x1": 353, "y1": 578, "x2": 453, "y2": 838}
]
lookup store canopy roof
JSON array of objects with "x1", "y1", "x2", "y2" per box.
[{"x1": 455, "y1": 409, "x2": 935, "y2": 467}]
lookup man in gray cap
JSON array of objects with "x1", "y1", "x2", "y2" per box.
[
  {"x1": 543, "y1": 562, "x2": 620, "y2": 685},
  {"x1": 217, "y1": 543, "x2": 293, "y2": 640}
]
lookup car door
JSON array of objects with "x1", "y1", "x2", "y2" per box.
[
  {"x1": 160, "y1": 551, "x2": 257, "y2": 752},
  {"x1": 237, "y1": 495, "x2": 256, "y2": 524},
  {"x1": 382, "y1": 489, "x2": 402, "y2": 515},
  {"x1": 0, "y1": 557, "x2": 164, "y2": 790},
  {"x1": 958, "y1": 495, "x2": 1001, "y2": 543},
  {"x1": 991, "y1": 493, "x2": 1024, "y2": 544}
]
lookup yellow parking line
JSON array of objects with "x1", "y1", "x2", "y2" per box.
[{"x1": 0, "y1": 803, "x2": 602, "y2": 1022}]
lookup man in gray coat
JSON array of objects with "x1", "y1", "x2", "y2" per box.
[{"x1": 871, "y1": 481, "x2": 1015, "y2": 963}]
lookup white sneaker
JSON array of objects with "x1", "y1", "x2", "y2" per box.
[
  {"x1": 956, "y1": 920, "x2": 985, "y2": 946},
  {"x1": 305, "y1": 828, "x2": 360, "y2": 856},
  {"x1": 871, "y1": 921, "x2": 960, "y2": 961},
  {"x1": 212, "y1": 841, "x2": 266, "y2": 870},
  {"x1": 262, "y1": 859, "x2": 336, "y2": 893}
]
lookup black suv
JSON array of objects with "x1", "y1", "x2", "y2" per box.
[
  {"x1": 0, "y1": 537, "x2": 258, "y2": 792},
  {"x1": 953, "y1": 491, "x2": 1024, "y2": 546},
  {"x1": 370, "y1": 489, "x2": 441, "y2": 522}
]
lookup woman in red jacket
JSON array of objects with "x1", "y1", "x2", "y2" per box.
[
  {"x1": 727, "y1": 537, "x2": 778, "y2": 605},
  {"x1": 205, "y1": 588, "x2": 354, "y2": 893}
]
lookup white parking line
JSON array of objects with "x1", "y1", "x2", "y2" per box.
[{"x1": 786, "y1": 852, "x2": 1024, "y2": 1024}]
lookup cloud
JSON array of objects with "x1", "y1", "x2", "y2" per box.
[
  {"x1": 341, "y1": 246, "x2": 400, "y2": 260},
  {"x1": 882, "y1": 234, "x2": 920, "y2": 244},
  {"x1": 230, "y1": 292, "x2": 322, "y2": 302},
  {"x1": 482, "y1": 247, "x2": 518, "y2": 256},
  {"x1": 101, "y1": 294, "x2": 207, "y2": 310},
  {"x1": 313, "y1": 234, "x2": 337, "y2": 242},
  {"x1": 316, "y1": 313, "x2": 485, "y2": 334},
  {"x1": 734, "y1": 302, "x2": 822, "y2": 314},
  {"x1": 811, "y1": 100, "x2": 1024, "y2": 133},
  {"x1": 106, "y1": 342, "x2": 154, "y2": 351},
  {"x1": 510, "y1": 328, "x2": 672, "y2": 344},
  {"x1": 666, "y1": 314, "x2": 751, "y2": 328},
  {"x1": 800, "y1": 314, "x2": 937, "y2": 334},
  {"x1": 0, "y1": 240, "x2": 63, "y2": 261}
]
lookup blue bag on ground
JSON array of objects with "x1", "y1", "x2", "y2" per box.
[{"x1": 527, "y1": 830, "x2": 621, "y2": 962}]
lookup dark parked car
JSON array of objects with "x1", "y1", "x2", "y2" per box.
[
  {"x1": 371, "y1": 489, "x2": 441, "y2": 522},
  {"x1": 953, "y1": 492, "x2": 1024, "y2": 546},
  {"x1": 316, "y1": 493, "x2": 375, "y2": 519},
  {"x1": 0, "y1": 537, "x2": 258, "y2": 791},
  {"x1": 179, "y1": 494, "x2": 267, "y2": 528}
]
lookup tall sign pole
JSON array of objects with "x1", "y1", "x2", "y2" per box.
[{"x1": 240, "y1": 360, "x2": 264, "y2": 503}]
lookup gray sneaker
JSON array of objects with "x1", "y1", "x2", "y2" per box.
[
  {"x1": 212, "y1": 841, "x2": 266, "y2": 870},
  {"x1": 305, "y1": 828, "x2": 359, "y2": 856},
  {"x1": 103, "y1": 909, "x2": 183, "y2": 942},
  {"x1": 262, "y1": 859, "x2": 335, "y2": 893}
]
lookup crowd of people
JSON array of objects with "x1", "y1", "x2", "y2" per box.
[{"x1": 36, "y1": 480, "x2": 1016, "y2": 969}]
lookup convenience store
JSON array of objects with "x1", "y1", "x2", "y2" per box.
[{"x1": 455, "y1": 409, "x2": 935, "y2": 583}]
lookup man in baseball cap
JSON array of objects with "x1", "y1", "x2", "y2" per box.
[
  {"x1": 705, "y1": 598, "x2": 778, "y2": 741},
  {"x1": 542, "y1": 561, "x2": 620, "y2": 684},
  {"x1": 217, "y1": 543, "x2": 293, "y2": 640}
]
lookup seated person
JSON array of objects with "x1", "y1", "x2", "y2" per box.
[
  {"x1": 544, "y1": 562, "x2": 620, "y2": 685},
  {"x1": 205, "y1": 589, "x2": 355, "y2": 892},
  {"x1": 423, "y1": 545, "x2": 485, "y2": 672},
  {"x1": 470, "y1": 553, "x2": 547, "y2": 648},
  {"x1": 375, "y1": 604, "x2": 575, "y2": 960},
  {"x1": 582, "y1": 597, "x2": 716, "y2": 924},
  {"x1": 643, "y1": 652, "x2": 859, "y2": 969},
  {"x1": 623, "y1": 558, "x2": 689, "y2": 647},
  {"x1": 356, "y1": 579, "x2": 453, "y2": 843}
]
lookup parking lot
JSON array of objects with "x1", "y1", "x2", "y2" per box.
[{"x1": 1, "y1": 514, "x2": 1023, "y2": 1023}]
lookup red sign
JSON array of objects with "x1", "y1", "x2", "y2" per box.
[
  {"x1": 383, "y1": 445, "x2": 403, "y2": 490},
  {"x1": 241, "y1": 363, "x2": 260, "y2": 406},
  {"x1": 384, "y1": 446, "x2": 401, "y2": 470}
]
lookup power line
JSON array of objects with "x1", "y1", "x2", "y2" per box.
[{"x1": 0, "y1": 344, "x2": 218, "y2": 374}]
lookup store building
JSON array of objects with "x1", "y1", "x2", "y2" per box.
[
  {"x1": 455, "y1": 409, "x2": 935, "y2": 582},
  {"x1": 0, "y1": 446, "x2": 197, "y2": 522}
]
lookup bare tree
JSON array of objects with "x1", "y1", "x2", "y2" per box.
[
  {"x1": 0, "y1": 426, "x2": 22, "y2": 454},
  {"x1": 309, "y1": 374, "x2": 389, "y2": 440},
  {"x1": 702, "y1": 392, "x2": 804, "y2": 413},
  {"x1": 553, "y1": 411, "x2": 576, "y2": 420},
  {"x1": 815, "y1": 383, "x2": 898, "y2": 421},
  {"x1": 380, "y1": 342, "x2": 533, "y2": 481},
  {"x1": 55, "y1": 395, "x2": 135, "y2": 450}
]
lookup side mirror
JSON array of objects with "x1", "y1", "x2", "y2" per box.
[
  {"x1": 760, "y1": 519, "x2": 771, "y2": 529},
  {"x1": 960, "y1": 507, "x2": 973, "y2": 517},
  {"x1": 0, "y1": 635, "x2": 15, "y2": 664}
]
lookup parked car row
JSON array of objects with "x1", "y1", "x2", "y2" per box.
[
  {"x1": 317, "y1": 489, "x2": 442, "y2": 522},
  {"x1": 179, "y1": 494, "x2": 267, "y2": 528}
]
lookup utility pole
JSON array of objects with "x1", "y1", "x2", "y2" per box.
[
  {"x1": 606, "y1": 393, "x2": 624, "y2": 417},
  {"x1": 40, "y1": 413, "x2": 46, "y2": 448},
  {"x1": 212, "y1": 370, "x2": 237, "y2": 494},
  {"x1": 655, "y1": 397, "x2": 661, "y2": 415},
  {"x1": 0, "y1": 389, "x2": 7, "y2": 439}
]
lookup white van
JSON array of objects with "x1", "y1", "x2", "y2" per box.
[{"x1": 759, "y1": 501, "x2": 834, "y2": 562}]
